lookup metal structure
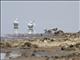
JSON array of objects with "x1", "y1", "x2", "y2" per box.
[
  {"x1": 13, "y1": 18, "x2": 19, "y2": 34},
  {"x1": 27, "y1": 21, "x2": 34, "y2": 34}
]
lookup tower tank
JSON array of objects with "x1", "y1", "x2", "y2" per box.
[
  {"x1": 13, "y1": 18, "x2": 19, "y2": 34},
  {"x1": 27, "y1": 21, "x2": 34, "y2": 34}
]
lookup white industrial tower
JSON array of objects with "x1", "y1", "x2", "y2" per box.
[
  {"x1": 13, "y1": 18, "x2": 19, "y2": 34},
  {"x1": 27, "y1": 21, "x2": 34, "y2": 34}
]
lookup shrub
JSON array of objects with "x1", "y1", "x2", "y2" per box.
[
  {"x1": 0, "y1": 42, "x2": 4, "y2": 48},
  {"x1": 32, "y1": 44, "x2": 38, "y2": 48},
  {"x1": 5, "y1": 42, "x2": 11, "y2": 48},
  {"x1": 69, "y1": 45, "x2": 73, "y2": 48},
  {"x1": 23, "y1": 42, "x2": 32, "y2": 47},
  {"x1": 0, "y1": 42, "x2": 3, "y2": 45},
  {"x1": 61, "y1": 47, "x2": 64, "y2": 50},
  {"x1": 50, "y1": 39, "x2": 54, "y2": 42},
  {"x1": 75, "y1": 43, "x2": 80, "y2": 48}
]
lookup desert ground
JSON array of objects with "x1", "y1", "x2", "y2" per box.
[{"x1": 0, "y1": 31, "x2": 80, "y2": 60}]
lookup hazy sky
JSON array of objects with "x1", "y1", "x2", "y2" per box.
[{"x1": 1, "y1": 1, "x2": 80, "y2": 36}]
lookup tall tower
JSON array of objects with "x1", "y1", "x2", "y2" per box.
[
  {"x1": 13, "y1": 18, "x2": 19, "y2": 34},
  {"x1": 27, "y1": 21, "x2": 34, "y2": 34}
]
